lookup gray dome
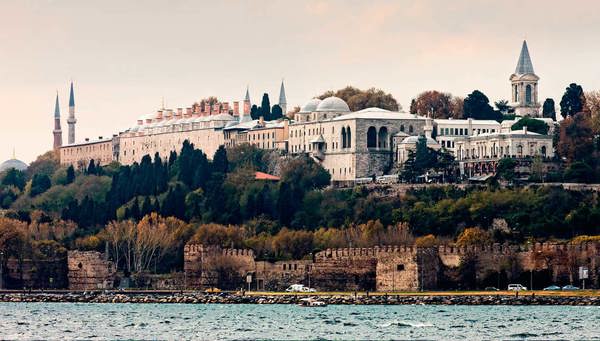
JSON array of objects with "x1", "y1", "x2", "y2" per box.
[
  {"x1": 299, "y1": 98, "x2": 322, "y2": 113},
  {"x1": 0, "y1": 159, "x2": 28, "y2": 172},
  {"x1": 316, "y1": 96, "x2": 350, "y2": 112},
  {"x1": 400, "y1": 135, "x2": 439, "y2": 146}
]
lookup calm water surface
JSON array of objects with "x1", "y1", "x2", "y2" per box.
[{"x1": 1, "y1": 302, "x2": 599, "y2": 340}]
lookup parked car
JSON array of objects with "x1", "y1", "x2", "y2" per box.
[
  {"x1": 508, "y1": 284, "x2": 527, "y2": 291},
  {"x1": 485, "y1": 287, "x2": 500, "y2": 291},
  {"x1": 543, "y1": 285, "x2": 561, "y2": 291},
  {"x1": 562, "y1": 285, "x2": 580, "y2": 290},
  {"x1": 285, "y1": 284, "x2": 316, "y2": 293}
]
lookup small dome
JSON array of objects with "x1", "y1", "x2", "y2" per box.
[
  {"x1": 316, "y1": 96, "x2": 350, "y2": 112},
  {"x1": 299, "y1": 98, "x2": 322, "y2": 113},
  {"x1": 400, "y1": 135, "x2": 439, "y2": 146},
  {"x1": 0, "y1": 159, "x2": 28, "y2": 172}
]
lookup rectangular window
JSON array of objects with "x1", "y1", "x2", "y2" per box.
[{"x1": 397, "y1": 264, "x2": 405, "y2": 271}]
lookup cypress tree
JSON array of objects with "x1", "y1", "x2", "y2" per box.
[
  {"x1": 66, "y1": 165, "x2": 75, "y2": 184},
  {"x1": 260, "y1": 93, "x2": 271, "y2": 120}
]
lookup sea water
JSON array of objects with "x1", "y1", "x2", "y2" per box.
[{"x1": 1, "y1": 302, "x2": 599, "y2": 340}]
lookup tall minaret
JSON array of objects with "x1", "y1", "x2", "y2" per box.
[
  {"x1": 243, "y1": 86, "x2": 251, "y2": 116},
  {"x1": 53, "y1": 93, "x2": 63, "y2": 150},
  {"x1": 67, "y1": 81, "x2": 77, "y2": 144},
  {"x1": 510, "y1": 40, "x2": 540, "y2": 117},
  {"x1": 278, "y1": 79, "x2": 287, "y2": 114}
]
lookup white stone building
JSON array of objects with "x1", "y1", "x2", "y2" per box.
[{"x1": 289, "y1": 97, "x2": 427, "y2": 183}]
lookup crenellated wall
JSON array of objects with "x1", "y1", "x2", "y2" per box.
[
  {"x1": 68, "y1": 251, "x2": 115, "y2": 290},
  {"x1": 183, "y1": 242, "x2": 600, "y2": 291}
]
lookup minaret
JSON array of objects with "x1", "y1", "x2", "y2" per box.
[
  {"x1": 278, "y1": 80, "x2": 287, "y2": 114},
  {"x1": 510, "y1": 40, "x2": 540, "y2": 117},
  {"x1": 53, "y1": 93, "x2": 63, "y2": 150},
  {"x1": 243, "y1": 86, "x2": 251, "y2": 116},
  {"x1": 67, "y1": 81, "x2": 77, "y2": 144}
]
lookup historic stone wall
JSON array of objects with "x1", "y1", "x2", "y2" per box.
[
  {"x1": 5, "y1": 256, "x2": 67, "y2": 289},
  {"x1": 67, "y1": 251, "x2": 115, "y2": 290},
  {"x1": 183, "y1": 242, "x2": 600, "y2": 291}
]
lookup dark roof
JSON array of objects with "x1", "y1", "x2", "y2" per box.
[{"x1": 515, "y1": 40, "x2": 535, "y2": 74}]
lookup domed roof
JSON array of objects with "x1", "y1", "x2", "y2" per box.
[
  {"x1": 315, "y1": 96, "x2": 350, "y2": 112},
  {"x1": 400, "y1": 135, "x2": 439, "y2": 146},
  {"x1": 0, "y1": 159, "x2": 28, "y2": 172},
  {"x1": 299, "y1": 98, "x2": 322, "y2": 113}
]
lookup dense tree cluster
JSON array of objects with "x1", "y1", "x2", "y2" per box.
[
  {"x1": 409, "y1": 90, "x2": 464, "y2": 119},
  {"x1": 316, "y1": 86, "x2": 400, "y2": 112}
]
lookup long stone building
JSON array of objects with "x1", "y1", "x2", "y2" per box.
[{"x1": 57, "y1": 40, "x2": 556, "y2": 182}]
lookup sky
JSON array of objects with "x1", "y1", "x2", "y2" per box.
[{"x1": 1, "y1": 0, "x2": 599, "y2": 163}]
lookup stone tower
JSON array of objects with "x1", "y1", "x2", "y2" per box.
[
  {"x1": 278, "y1": 80, "x2": 287, "y2": 115},
  {"x1": 53, "y1": 93, "x2": 63, "y2": 150},
  {"x1": 510, "y1": 40, "x2": 540, "y2": 117},
  {"x1": 67, "y1": 81, "x2": 77, "y2": 144},
  {"x1": 243, "y1": 86, "x2": 251, "y2": 116}
]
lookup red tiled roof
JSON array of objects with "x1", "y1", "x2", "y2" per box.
[{"x1": 255, "y1": 171, "x2": 280, "y2": 181}]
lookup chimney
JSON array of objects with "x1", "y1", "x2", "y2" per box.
[
  {"x1": 523, "y1": 126, "x2": 527, "y2": 134},
  {"x1": 177, "y1": 108, "x2": 183, "y2": 117},
  {"x1": 99, "y1": 136, "x2": 103, "y2": 140},
  {"x1": 222, "y1": 102, "x2": 229, "y2": 113},
  {"x1": 212, "y1": 103, "x2": 219, "y2": 114},
  {"x1": 157, "y1": 110, "x2": 163, "y2": 120},
  {"x1": 204, "y1": 102, "x2": 210, "y2": 114},
  {"x1": 468, "y1": 118, "x2": 473, "y2": 136},
  {"x1": 233, "y1": 101, "x2": 240, "y2": 116},
  {"x1": 85, "y1": 138, "x2": 89, "y2": 142},
  {"x1": 259, "y1": 116, "x2": 265, "y2": 126},
  {"x1": 243, "y1": 101, "x2": 251, "y2": 115},
  {"x1": 186, "y1": 107, "x2": 193, "y2": 117}
]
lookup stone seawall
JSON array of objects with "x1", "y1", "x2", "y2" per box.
[{"x1": 2, "y1": 292, "x2": 600, "y2": 306}]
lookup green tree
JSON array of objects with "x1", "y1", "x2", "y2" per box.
[
  {"x1": 1, "y1": 168, "x2": 26, "y2": 190},
  {"x1": 463, "y1": 90, "x2": 502, "y2": 121},
  {"x1": 212, "y1": 146, "x2": 229, "y2": 175},
  {"x1": 560, "y1": 83, "x2": 586, "y2": 118},
  {"x1": 271, "y1": 104, "x2": 283, "y2": 120},
  {"x1": 542, "y1": 98, "x2": 556, "y2": 120},
  {"x1": 87, "y1": 159, "x2": 97, "y2": 175},
  {"x1": 496, "y1": 158, "x2": 518, "y2": 182},
  {"x1": 511, "y1": 117, "x2": 549, "y2": 135},
  {"x1": 558, "y1": 112, "x2": 594, "y2": 163},
  {"x1": 30, "y1": 174, "x2": 51, "y2": 197},
  {"x1": 494, "y1": 99, "x2": 512, "y2": 114},
  {"x1": 66, "y1": 165, "x2": 75, "y2": 184},
  {"x1": 260, "y1": 93, "x2": 271, "y2": 120},
  {"x1": 250, "y1": 105, "x2": 259, "y2": 120},
  {"x1": 317, "y1": 86, "x2": 400, "y2": 111}
]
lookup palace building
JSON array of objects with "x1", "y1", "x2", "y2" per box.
[{"x1": 57, "y1": 40, "x2": 556, "y2": 182}]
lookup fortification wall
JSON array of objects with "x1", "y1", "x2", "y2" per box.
[
  {"x1": 183, "y1": 244, "x2": 255, "y2": 289},
  {"x1": 68, "y1": 251, "x2": 115, "y2": 290}
]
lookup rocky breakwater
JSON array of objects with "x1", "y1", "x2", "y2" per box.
[{"x1": 1, "y1": 292, "x2": 599, "y2": 305}]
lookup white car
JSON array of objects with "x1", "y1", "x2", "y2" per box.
[
  {"x1": 508, "y1": 284, "x2": 527, "y2": 291},
  {"x1": 285, "y1": 284, "x2": 316, "y2": 293}
]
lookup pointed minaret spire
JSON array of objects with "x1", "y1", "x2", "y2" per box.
[
  {"x1": 53, "y1": 92, "x2": 63, "y2": 150},
  {"x1": 67, "y1": 81, "x2": 77, "y2": 144},
  {"x1": 278, "y1": 79, "x2": 287, "y2": 115},
  {"x1": 244, "y1": 86, "x2": 251, "y2": 102},
  {"x1": 243, "y1": 85, "x2": 251, "y2": 116},
  {"x1": 515, "y1": 40, "x2": 534, "y2": 74}
]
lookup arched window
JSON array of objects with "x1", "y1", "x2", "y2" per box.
[
  {"x1": 541, "y1": 145, "x2": 547, "y2": 156},
  {"x1": 400, "y1": 124, "x2": 405, "y2": 132},
  {"x1": 378, "y1": 127, "x2": 388, "y2": 149},
  {"x1": 514, "y1": 85, "x2": 519, "y2": 102},
  {"x1": 409, "y1": 125, "x2": 414, "y2": 133},
  {"x1": 525, "y1": 85, "x2": 532, "y2": 104},
  {"x1": 367, "y1": 127, "x2": 377, "y2": 148},
  {"x1": 341, "y1": 127, "x2": 347, "y2": 148},
  {"x1": 517, "y1": 145, "x2": 523, "y2": 156},
  {"x1": 346, "y1": 126, "x2": 351, "y2": 148}
]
